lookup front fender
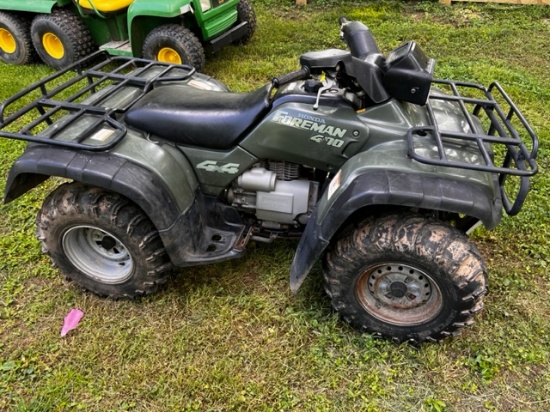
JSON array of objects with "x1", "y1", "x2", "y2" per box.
[
  {"x1": 290, "y1": 167, "x2": 502, "y2": 292},
  {"x1": 127, "y1": 0, "x2": 192, "y2": 56}
]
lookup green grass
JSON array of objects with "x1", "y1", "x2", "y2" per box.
[{"x1": 1, "y1": 1, "x2": 549, "y2": 410}]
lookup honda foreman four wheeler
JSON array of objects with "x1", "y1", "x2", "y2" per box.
[
  {"x1": 0, "y1": 19, "x2": 538, "y2": 344},
  {"x1": 0, "y1": 0, "x2": 256, "y2": 70}
]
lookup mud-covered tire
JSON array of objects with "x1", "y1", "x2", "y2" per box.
[
  {"x1": 323, "y1": 213, "x2": 487, "y2": 344},
  {"x1": 234, "y1": 0, "x2": 256, "y2": 45},
  {"x1": 0, "y1": 12, "x2": 36, "y2": 65},
  {"x1": 142, "y1": 24, "x2": 205, "y2": 71},
  {"x1": 36, "y1": 182, "x2": 172, "y2": 299},
  {"x1": 31, "y1": 9, "x2": 95, "y2": 69}
]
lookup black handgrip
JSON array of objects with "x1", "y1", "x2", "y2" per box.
[
  {"x1": 272, "y1": 66, "x2": 310, "y2": 88},
  {"x1": 339, "y1": 17, "x2": 381, "y2": 59}
]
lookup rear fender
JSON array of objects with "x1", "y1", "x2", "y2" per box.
[
  {"x1": 0, "y1": 0, "x2": 69, "y2": 13},
  {"x1": 290, "y1": 165, "x2": 502, "y2": 292},
  {"x1": 4, "y1": 130, "x2": 200, "y2": 263},
  {"x1": 4, "y1": 145, "x2": 190, "y2": 231}
]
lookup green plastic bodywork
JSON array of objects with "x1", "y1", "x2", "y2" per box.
[
  {"x1": 241, "y1": 104, "x2": 367, "y2": 174},
  {"x1": 240, "y1": 94, "x2": 497, "y2": 226},
  {"x1": 0, "y1": 0, "x2": 70, "y2": 13},
  {"x1": 128, "y1": 0, "x2": 238, "y2": 40},
  {"x1": 109, "y1": 132, "x2": 199, "y2": 213},
  {"x1": 0, "y1": 0, "x2": 240, "y2": 57},
  {"x1": 180, "y1": 145, "x2": 258, "y2": 196}
]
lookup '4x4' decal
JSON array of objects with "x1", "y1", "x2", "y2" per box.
[{"x1": 196, "y1": 160, "x2": 240, "y2": 174}]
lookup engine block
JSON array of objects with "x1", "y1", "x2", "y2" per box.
[{"x1": 228, "y1": 164, "x2": 318, "y2": 228}]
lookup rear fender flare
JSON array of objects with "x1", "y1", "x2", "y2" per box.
[
  {"x1": 3, "y1": 146, "x2": 184, "y2": 232},
  {"x1": 290, "y1": 169, "x2": 502, "y2": 292}
]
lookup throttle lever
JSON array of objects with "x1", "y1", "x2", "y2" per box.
[{"x1": 313, "y1": 77, "x2": 336, "y2": 111}]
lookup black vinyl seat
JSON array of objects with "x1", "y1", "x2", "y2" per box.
[{"x1": 125, "y1": 84, "x2": 272, "y2": 150}]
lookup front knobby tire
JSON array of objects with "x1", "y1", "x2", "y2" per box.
[
  {"x1": 234, "y1": 0, "x2": 256, "y2": 45},
  {"x1": 323, "y1": 213, "x2": 488, "y2": 344},
  {"x1": 37, "y1": 182, "x2": 172, "y2": 299},
  {"x1": 142, "y1": 25, "x2": 205, "y2": 71}
]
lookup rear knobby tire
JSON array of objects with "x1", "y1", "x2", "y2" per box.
[
  {"x1": 0, "y1": 11, "x2": 36, "y2": 65},
  {"x1": 36, "y1": 182, "x2": 172, "y2": 299},
  {"x1": 31, "y1": 9, "x2": 95, "y2": 69},
  {"x1": 142, "y1": 24, "x2": 205, "y2": 71},
  {"x1": 323, "y1": 213, "x2": 487, "y2": 344}
]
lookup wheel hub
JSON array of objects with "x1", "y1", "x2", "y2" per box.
[
  {"x1": 62, "y1": 225, "x2": 134, "y2": 284},
  {"x1": 42, "y1": 32, "x2": 64, "y2": 59},
  {"x1": 370, "y1": 266, "x2": 433, "y2": 309},
  {"x1": 356, "y1": 263, "x2": 443, "y2": 326},
  {"x1": 100, "y1": 235, "x2": 117, "y2": 251},
  {"x1": 0, "y1": 28, "x2": 16, "y2": 54},
  {"x1": 157, "y1": 47, "x2": 182, "y2": 64},
  {"x1": 389, "y1": 281, "x2": 408, "y2": 298}
]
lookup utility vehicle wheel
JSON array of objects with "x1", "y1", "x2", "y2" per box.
[
  {"x1": 323, "y1": 213, "x2": 487, "y2": 344},
  {"x1": 31, "y1": 9, "x2": 95, "y2": 69},
  {"x1": 36, "y1": 182, "x2": 172, "y2": 299},
  {"x1": 0, "y1": 12, "x2": 36, "y2": 65},
  {"x1": 234, "y1": 0, "x2": 256, "y2": 45},
  {"x1": 142, "y1": 25, "x2": 205, "y2": 71}
]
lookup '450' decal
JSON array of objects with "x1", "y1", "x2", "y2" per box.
[{"x1": 196, "y1": 160, "x2": 240, "y2": 174}]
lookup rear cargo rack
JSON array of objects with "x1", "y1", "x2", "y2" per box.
[
  {"x1": 406, "y1": 79, "x2": 539, "y2": 215},
  {"x1": 0, "y1": 51, "x2": 196, "y2": 151}
]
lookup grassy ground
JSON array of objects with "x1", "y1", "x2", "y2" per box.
[{"x1": 1, "y1": 1, "x2": 549, "y2": 410}]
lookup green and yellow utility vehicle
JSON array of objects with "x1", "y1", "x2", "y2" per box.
[{"x1": 0, "y1": 0, "x2": 256, "y2": 70}]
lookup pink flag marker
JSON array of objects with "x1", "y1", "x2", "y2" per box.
[{"x1": 60, "y1": 309, "x2": 84, "y2": 337}]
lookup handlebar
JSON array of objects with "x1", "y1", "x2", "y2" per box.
[
  {"x1": 339, "y1": 17, "x2": 381, "y2": 59},
  {"x1": 272, "y1": 66, "x2": 311, "y2": 88}
]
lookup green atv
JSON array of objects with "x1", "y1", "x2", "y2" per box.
[
  {"x1": 0, "y1": 0, "x2": 256, "y2": 70},
  {"x1": 0, "y1": 18, "x2": 539, "y2": 344}
]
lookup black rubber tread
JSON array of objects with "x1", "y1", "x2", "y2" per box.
[
  {"x1": 36, "y1": 182, "x2": 172, "y2": 299},
  {"x1": 234, "y1": 0, "x2": 256, "y2": 45},
  {"x1": 323, "y1": 213, "x2": 488, "y2": 344},
  {"x1": 31, "y1": 8, "x2": 96, "y2": 69},
  {"x1": 142, "y1": 24, "x2": 205, "y2": 71},
  {"x1": 0, "y1": 11, "x2": 36, "y2": 65}
]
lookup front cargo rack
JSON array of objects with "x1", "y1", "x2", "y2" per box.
[
  {"x1": 0, "y1": 51, "x2": 197, "y2": 151},
  {"x1": 406, "y1": 79, "x2": 539, "y2": 215}
]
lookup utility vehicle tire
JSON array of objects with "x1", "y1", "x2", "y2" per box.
[
  {"x1": 142, "y1": 25, "x2": 205, "y2": 71},
  {"x1": 323, "y1": 213, "x2": 488, "y2": 344},
  {"x1": 0, "y1": 11, "x2": 36, "y2": 65},
  {"x1": 36, "y1": 182, "x2": 172, "y2": 299},
  {"x1": 31, "y1": 9, "x2": 95, "y2": 69},
  {"x1": 234, "y1": 0, "x2": 256, "y2": 45}
]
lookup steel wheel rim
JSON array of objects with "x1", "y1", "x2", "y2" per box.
[
  {"x1": 356, "y1": 263, "x2": 443, "y2": 326},
  {"x1": 42, "y1": 32, "x2": 64, "y2": 59},
  {"x1": 0, "y1": 28, "x2": 16, "y2": 53},
  {"x1": 62, "y1": 225, "x2": 134, "y2": 284},
  {"x1": 157, "y1": 47, "x2": 182, "y2": 64}
]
